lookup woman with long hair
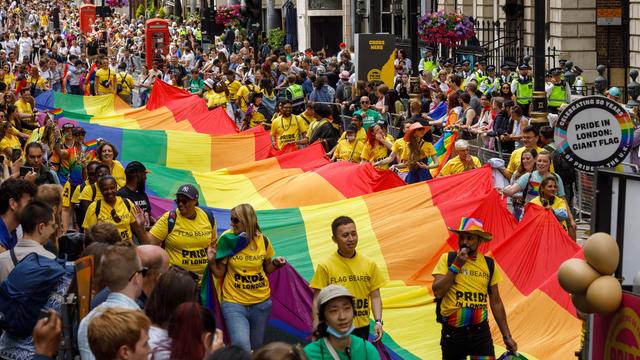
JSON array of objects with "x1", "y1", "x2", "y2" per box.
[
  {"x1": 146, "y1": 267, "x2": 199, "y2": 360},
  {"x1": 360, "y1": 123, "x2": 393, "y2": 170},
  {"x1": 208, "y1": 203, "x2": 287, "y2": 351},
  {"x1": 168, "y1": 302, "x2": 223, "y2": 360},
  {"x1": 529, "y1": 175, "x2": 576, "y2": 239},
  {"x1": 500, "y1": 150, "x2": 569, "y2": 207},
  {"x1": 396, "y1": 122, "x2": 439, "y2": 183},
  {"x1": 95, "y1": 141, "x2": 125, "y2": 188},
  {"x1": 304, "y1": 285, "x2": 380, "y2": 360},
  {"x1": 508, "y1": 148, "x2": 537, "y2": 221},
  {"x1": 444, "y1": 92, "x2": 462, "y2": 128}
]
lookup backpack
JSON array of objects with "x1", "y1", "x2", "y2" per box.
[
  {"x1": 545, "y1": 144, "x2": 576, "y2": 184},
  {"x1": 339, "y1": 81, "x2": 353, "y2": 102},
  {"x1": 435, "y1": 251, "x2": 495, "y2": 324},
  {"x1": 116, "y1": 72, "x2": 130, "y2": 94},
  {"x1": 0, "y1": 252, "x2": 73, "y2": 337},
  {"x1": 167, "y1": 207, "x2": 216, "y2": 235},
  {"x1": 95, "y1": 197, "x2": 132, "y2": 218}
]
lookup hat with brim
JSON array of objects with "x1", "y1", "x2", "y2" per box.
[
  {"x1": 404, "y1": 122, "x2": 431, "y2": 141},
  {"x1": 317, "y1": 284, "x2": 354, "y2": 307},
  {"x1": 448, "y1": 217, "x2": 493, "y2": 241}
]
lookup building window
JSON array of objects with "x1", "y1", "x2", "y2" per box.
[
  {"x1": 308, "y1": 0, "x2": 341, "y2": 10},
  {"x1": 380, "y1": 0, "x2": 404, "y2": 37}
]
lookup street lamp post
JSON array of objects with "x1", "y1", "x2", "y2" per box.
[{"x1": 530, "y1": 0, "x2": 548, "y2": 125}]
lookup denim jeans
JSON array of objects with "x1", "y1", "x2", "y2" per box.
[{"x1": 221, "y1": 298, "x2": 272, "y2": 351}]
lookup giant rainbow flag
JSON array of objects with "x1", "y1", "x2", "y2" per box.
[
  {"x1": 148, "y1": 167, "x2": 582, "y2": 359},
  {"x1": 58, "y1": 120, "x2": 275, "y2": 172},
  {"x1": 35, "y1": 81, "x2": 239, "y2": 135},
  {"x1": 142, "y1": 143, "x2": 406, "y2": 210}
]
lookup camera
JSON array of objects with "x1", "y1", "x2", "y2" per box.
[{"x1": 100, "y1": 80, "x2": 110, "y2": 87}]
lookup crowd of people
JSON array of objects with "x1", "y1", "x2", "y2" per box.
[{"x1": 0, "y1": 0, "x2": 639, "y2": 358}]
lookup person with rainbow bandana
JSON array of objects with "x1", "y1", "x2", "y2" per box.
[{"x1": 432, "y1": 217, "x2": 517, "y2": 359}]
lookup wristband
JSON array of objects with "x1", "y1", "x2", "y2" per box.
[
  {"x1": 449, "y1": 264, "x2": 461, "y2": 274},
  {"x1": 503, "y1": 335, "x2": 511, "y2": 341}
]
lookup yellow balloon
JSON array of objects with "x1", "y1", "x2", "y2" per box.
[
  {"x1": 584, "y1": 232, "x2": 619, "y2": 275},
  {"x1": 585, "y1": 276, "x2": 622, "y2": 314},
  {"x1": 571, "y1": 294, "x2": 593, "y2": 314},
  {"x1": 557, "y1": 258, "x2": 600, "y2": 294}
]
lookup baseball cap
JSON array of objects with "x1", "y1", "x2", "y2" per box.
[
  {"x1": 72, "y1": 127, "x2": 86, "y2": 136},
  {"x1": 608, "y1": 87, "x2": 621, "y2": 97},
  {"x1": 62, "y1": 123, "x2": 75, "y2": 130},
  {"x1": 317, "y1": 285, "x2": 354, "y2": 307},
  {"x1": 175, "y1": 184, "x2": 199, "y2": 200},
  {"x1": 125, "y1": 161, "x2": 151, "y2": 174},
  {"x1": 339, "y1": 42, "x2": 346, "y2": 48},
  {"x1": 204, "y1": 79, "x2": 215, "y2": 89}
]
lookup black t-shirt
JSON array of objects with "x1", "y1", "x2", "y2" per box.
[{"x1": 116, "y1": 186, "x2": 151, "y2": 215}]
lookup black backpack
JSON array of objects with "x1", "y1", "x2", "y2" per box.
[
  {"x1": 435, "y1": 251, "x2": 495, "y2": 324},
  {"x1": 167, "y1": 207, "x2": 216, "y2": 235}
]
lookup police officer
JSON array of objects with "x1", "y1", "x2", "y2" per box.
[
  {"x1": 479, "y1": 65, "x2": 499, "y2": 96},
  {"x1": 572, "y1": 65, "x2": 585, "y2": 95},
  {"x1": 498, "y1": 64, "x2": 513, "y2": 87},
  {"x1": 546, "y1": 68, "x2": 572, "y2": 114},
  {"x1": 418, "y1": 47, "x2": 437, "y2": 76},
  {"x1": 511, "y1": 64, "x2": 534, "y2": 116},
  {"x1": 467, "y1": 60, "x2": 488, "y2": 87},
  {"x1": 285, "y1": 74, "x2": 306, "y2": 115}
]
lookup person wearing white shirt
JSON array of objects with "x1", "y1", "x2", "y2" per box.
[
  {"x1": 77, "y1": 242, "x2": 145, "y2": 360},
  {"x1": 17, "y1": 32, "x2": 32, "y2": 62}
]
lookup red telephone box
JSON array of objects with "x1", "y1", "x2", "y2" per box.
[
  {"x1": 79, "y1": 4, "x2": 97, "y2": 34},
  {"x1": 145, "y1": 19, "x2": 170, "y2": 69}
]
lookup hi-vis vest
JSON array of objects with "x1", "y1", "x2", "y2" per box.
[
  {"x1": 515, "y1": 78, "x2": 533, "y2": 104},
  {"x1": 473, "y1": 70, "x2": 487, "y2": 85},
  {"x1": 548, "y1": 82, "x2": 568, "y2": 107},
  {"x1": 287, "y1": 84, "x2": 305, "y2": 108}
]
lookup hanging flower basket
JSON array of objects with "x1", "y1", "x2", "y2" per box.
[
  {"x1": 105, "y1": 0, "x2": 128, "y2": 8},
  {"x1": 417, "y1": 11, "x2": 475, "y2": 48},
  {"x1": 215, "y1": 4, "x2": 244, "y2": 27}
]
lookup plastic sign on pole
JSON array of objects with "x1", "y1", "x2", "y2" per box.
[{"x1": 554, "y1": 96, "x2": 634, "y2": 172}]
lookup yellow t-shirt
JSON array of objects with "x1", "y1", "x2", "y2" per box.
[
  {"x1": 206, "y1": 91, "x2": 228, "y2": 108},
  {"x1": 339, "y1": 127, "x2": 367, "y2": 143},
  {"x1": 95, "y1": 68, "x2": 115, "y2": 94},
  {"x1": 109, "y1": 160, "x2": 126, "y2": 188},
  {"x1": 78, "y1": 182, "x2": 102, "y2": 203},
  {"x1": 116, "y1": 72, "x2": 134, "y2": 96},
  {"x1": 432, "y1": 252, "x2": 502, "y2": 327},
  {"x1": 82, "y1": 197, "x2": 136, "y2": 242},
  {"x1": 28, "y1": 76, "x2": 46, "y2": 91},
  {"x1": 15, "y1": 99, "x2": 33, "y2": 116},
  {"x1": 439, "y1": 155, "x2": 482, "y2": 176},
  {"x1": 530, "y1": 196, "x2": 570, "y2": 231},
  {"x1": 506, "y1": 146, "x2": 552, "y2": 175},
  {"x1": 270, "y1": 115, "x2": 308, "y2": 150},
  {"x1": 361, "y1": 136, "x2": 394, "y2": 170},
  {"x1": 399, "y1": 141, "x2": 437, "y2": 164},
  {"x1": 3, "y1": 73, "x2": 14, "y2": 88},
  {"x1": 236, "y1": 84, "x2": 260, "y2": 112},
  {"x1": 149, "y1": 207, "x2": 217, "y2": 275},
  {"x1": 221, "y1": 230, "x2": 275, "y2": 305},
  {"x1": 309, "y1": 251, "x2": 386, "y2": 328},
  {"x1": 226, "y1": 80, "x2": 241, "y2": 100},
  {"x1": 248, "y1": 110, "x2": 266, "y2": 128},
  {"x1": 334, "y1": 139, "x2": 364, "y2": 163},
  {"x1": 62, "y1": 181, "x2": 74, "y2": 208},
  {"x1": 0, "y1": 132, "x2": 21, "y2": 153},
  {"x1": 390, "y1": 138, "x2": 408, "y2": 173}
]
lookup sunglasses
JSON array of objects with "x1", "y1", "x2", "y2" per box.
[
  {"x1": 231, "y1": 216, "x2": 241, "y2": 224},
  {"x1": 128, "y1": 266, "x2": 149, "y2": 281},
  {"x1": 360, "y1": 101, "x2": 370, "y2": 104},
  {"x1": 110, "y1": 209, "x2": 121, "y2": 223}
]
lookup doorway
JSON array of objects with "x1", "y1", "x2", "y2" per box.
[{"x1": 310, "y1": 16, "x2": 343, "y2": 56}]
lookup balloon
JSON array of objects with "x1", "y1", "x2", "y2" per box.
[
  {"x1": 585, "y1": 276, "x2": 622, "y2": 314},
  {"x1": 571, "y1": 294, "x2": 593, "y2": 314},
  {"x1": 557, "y1": 258, "x2": 600, "y2": 294},
  {"x1": 584, "y1": 232, "x2": 619, "y2": 275}
]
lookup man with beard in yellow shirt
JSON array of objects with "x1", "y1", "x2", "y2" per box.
[{"x1": 270, "y1": 99, "x2": 308, "y2": 150}]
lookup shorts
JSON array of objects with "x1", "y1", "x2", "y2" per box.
[{"x1": 440, "y1": 321, "x2": 495, "y2": 360}]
